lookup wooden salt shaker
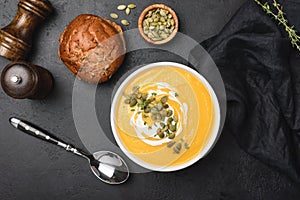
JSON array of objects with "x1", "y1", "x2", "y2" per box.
[
  {"x1": 0, "y1": 0, "x2": 53, "y2": 61},
  {"x1": 1, "y1": 61, "x2": 54, "y2": 99}
]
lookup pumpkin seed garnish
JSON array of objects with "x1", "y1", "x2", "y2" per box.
[
  {"x1": 125, "y1": 86, "x2": 180, "y2": 140},
  {"x1": 168, "y1": 132, "x2": 175, "y2": 139},
  {"x1": 110, "y1": 13, "x2": 119, "y2": 19},
  {"x1": 184, "y1": 142, "x2": 190, "y2": 149},
  {"x1": 173, "y1": 143, "x2": 182, "y2": 154},
  {"x1": 121, "y1": 19, "x2": 130, "y2": 26},
  {"x1": 129, "y1": 99, "x2": 137, "y2": 107},
  {"x1": 117, "y1": 5, "x2": 127, "y2": 10},
  {"x1": 167, "y1": 141, "x2": 176, "y2": 148}
]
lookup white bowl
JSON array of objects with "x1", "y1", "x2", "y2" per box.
[{"x1": 111, "y1": 62, "x2": 221, "y2": 171}]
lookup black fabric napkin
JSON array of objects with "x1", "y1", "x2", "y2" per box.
[{"x1": 195, "y1": 0, "x2": 300, "y2": 183}]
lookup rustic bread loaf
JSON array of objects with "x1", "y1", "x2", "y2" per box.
[{"x1": 59, "y1": 14, "x2": 126, "y2": 83}]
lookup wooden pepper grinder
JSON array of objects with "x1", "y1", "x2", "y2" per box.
[
  {"x1": 1, "y1": 61, "x2": 54, "y2": 99},
  {"x1": 0, "y1": 0, "x2": 53, "y2": 61}
]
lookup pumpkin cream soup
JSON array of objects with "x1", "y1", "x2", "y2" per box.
[{"x1": 113, "y1": 65, "x2": 215, "y2": 168}]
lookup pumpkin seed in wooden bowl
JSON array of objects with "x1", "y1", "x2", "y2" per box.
[{"x1": 138, "y1": 4, "x2": 179, "y2": 45}]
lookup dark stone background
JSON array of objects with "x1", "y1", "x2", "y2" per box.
[{"x1": 0, "y1": 0, "x2": 299, "y2": 199}]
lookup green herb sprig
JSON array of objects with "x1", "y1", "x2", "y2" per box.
[{"x1": 254, "y1": 0, "x2": 300, "y2": 51}]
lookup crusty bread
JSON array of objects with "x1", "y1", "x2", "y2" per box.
[{"x1": 59, "y1": 14, "x2": 126, "y2": 83}]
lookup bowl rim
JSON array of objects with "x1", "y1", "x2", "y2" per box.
[
  {"x1": 138, "y1": 4, "x2": 179, "y2": 45},
  {"x1": 110, "y1": 62, "x2": 221, "y2": 172}
]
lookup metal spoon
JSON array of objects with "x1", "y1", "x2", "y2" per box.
[{"x1": 9, "y1": 117, "x2": 129, "y2": 185}]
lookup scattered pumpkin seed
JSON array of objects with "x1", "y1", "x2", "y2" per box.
[
  {"x1": 110, "y1": 13, "x2": 119, "y2": 19},
  {"x1": 125, "y1": 7, "x2": 131, "y2": 15},
  {"x1": 117, "y1": 5, "x2": 127, "y2": 10},
  {"x1": 121, "y1": 19, "x2": 130, "y2": 26},
  {"x1": 127, "y1": 4, "x2": 136, "y2": 9}
]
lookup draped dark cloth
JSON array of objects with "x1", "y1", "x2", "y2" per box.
[{"x1": 198, "y1": 0, "x2": 300, "y2": 183}]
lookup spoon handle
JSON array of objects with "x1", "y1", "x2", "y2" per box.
[{"x1": 9, "y1": 117, "x2": 88, "y2": 158}]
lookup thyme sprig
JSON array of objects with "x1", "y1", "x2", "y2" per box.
[{"x1": 254, "y1": 0, "x2": 300, "y2": 51}]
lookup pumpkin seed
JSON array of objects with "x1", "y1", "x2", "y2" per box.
[
  {"x1": 125, "y1": 7, "x2": 131, "y2": 15},
  {"x1": 169, "y1": 124, "x2": 176, "y2": 132},
  {"x1": 131, "y1": 94, "x2": 137, "y2": 99},
  {"x1": 127, "y1": 4, "x2": 136, "y2": 9},
  {"x1": 160, "y1": 33, "x2": 169, "y2": 39},
  {"x1": 160, "y1": 9, "x2": 166, "y2": 16},
  {"x1": 167, "y1": 117, "x2": 173, "y2": 124},
  {"x1": 124, "y1": 99, "x2": 130, "y2": 104},
  {"x1": 156, "y1": 114, "x2": 162, "y2": 120},
  {"x1": 144, "y1": 107, "x2": 151, "y2": 113},
  {"x1": 170, "y1": 19, "x2": 175, "y2": 26},
  {"x1": 137, "y1": 99, "x2": 143, "y2": 105},
  {"x1": 173, "y1": 143, "x2": 182, "y2": 154},
  {"x1": 167, "y1": 141, "x2": 176, "y2": 148},
  {"x1": 163, "y1": 104, "x2": 169, "y2": 109},
  {"x1": 132, "y1": 86, "x2": 139, "y2": 92},
  {"x1": 167, "y1": 110, "x2": 173, "y2": 117},
  {"x1": 161, "y1": 96, "x2": 168, "y2": 104},
  {"x1": 147, "y1": 18, "x2": 153, "y2": 23},
  {"x1": 117, "y1": 5, "x2": 127, "y2": 10},
  {"x1": 110, "y1": 13, "x2": 118, "y2": 19},
  {"x1": 168, "y1": 132, "x2": 175, "y2": 139},
  {"x1": 161, "y1": 110, "x2": 167, "y2": 117},
  {"x1": 184, "y1": 143, "x2": 190, "y2": 149},
  {"x1": 130, "y1": 99, "x2": 137, "y2": 107},
  {"x1": 142, "y1": 93, "x2": 148, "y2": 100},
  {"x1": 158, "y1": 131, "x2": 165, "y2": 138},
  {"x1": 149, "y1": 26, "x2": 155, "y2": 30},
  {"x1": 162, "y1": 125, "x2": 169, "y2": 132},
  {"x1": 121, "y1": 20, "x2": 129, "y2": 26}
]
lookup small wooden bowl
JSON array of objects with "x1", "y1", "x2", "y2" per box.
[{"x1": 138, "y1": 4, "x2": 179, "y2": 45}]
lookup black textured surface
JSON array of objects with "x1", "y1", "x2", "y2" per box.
[{"x1": 0, "y1": 0, "x2": 299, "y2": 200}]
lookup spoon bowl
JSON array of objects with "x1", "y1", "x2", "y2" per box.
[{"x1": 90, "y1": 151, "x2": 129, "y2": 184}]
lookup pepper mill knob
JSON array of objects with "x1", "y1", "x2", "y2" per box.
[
  {"x1": 1, "y1": 61, "x2": 54, "y2": 99},
  {"x1": 0, "y1": 0, "x2": 53, "y2": 61}
]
